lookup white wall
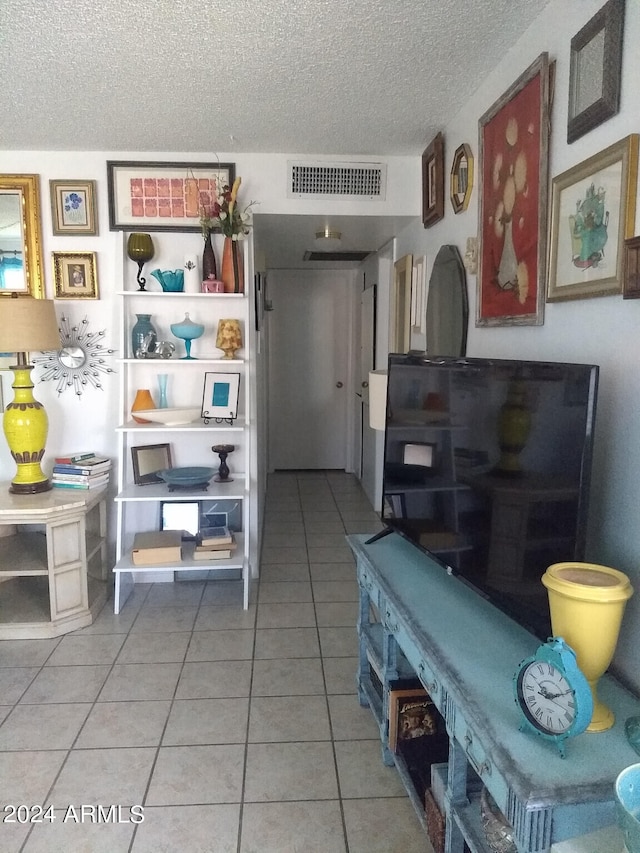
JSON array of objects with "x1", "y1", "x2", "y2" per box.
[{"x1": 393, "y1": 0, "x2": 640, "y2": 691}]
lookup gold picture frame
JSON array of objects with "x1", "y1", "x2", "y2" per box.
[
  {"x1": 49, "y1": 180, "x2": 98, "y2": 235},
  {"x1": 0, "y1": 174, "x2": 45, "y2": 299},
  {"x1": 52, "y1": 251, "x2": 99, "y2": 299},
  {"x1": 547, "y1": 134, "x2": 638, "y2": 302}
]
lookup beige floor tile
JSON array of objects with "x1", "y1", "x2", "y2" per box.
[
  {"x1": 0, "y1": 750, "x2": 66, "y2": 805},
  {"x1": 251, "y1": 657, "x2": 325, "y2": 696},
  {"x1": 99, "y1": 662, "x2": 182, "y2": 702},
  {"x1": 318, "y1": 625, "x2": 358, "y2": 658},
  {"x1": 323, "y1": 657, "x2": 359, "y2": 694},
  {"x1": 146, "y1": 744, "x2": 245, "y2": 805},
  {"x1": 0, "y1": 818, "x2": 31, "y2": 853},
  {"x1": 241, "y1": 801, "x2": 346, "y2": 853},
  {"x1": 194, "y1": 605, "x2": 257, "y2": 631},
  {"x1": 254, "y1": 628, "x2": 320, "y2": 659},
  {"x1": 50, "y1": 746, "x2": 155, "y2": 805},
  {"x1": 0, "y1": 703, "x2": 91, "y2": 750},
  {"x1": 342, "y1": 797, "x2": 433, "y2": 853},
  {"x1": 176, "y1": 660, "x2": 252, "y2": 698},
  {"x1": 257, "y1": 602, "x2": 317, "y2": 629},
  {"x1": 185, "y1": 629, "x2": 255, "y2": 661},
  {"x1": 131, "y1": 605, "x2": 198, "y2": 633},
  {"x1": 75, "y1": 700, "x2": 172, "y2": 748},
  {"x1": 308, "y1": 545, "x2": 355, "y2": 564},
  {"x1": 306, "y1": 532, "x2": 352, "y2": 548},
  {"x1": 335, "y1": 740, "x2": 407, "y2": 798},
  {"x1": 200, "y1": 581, "x2": 249, "y2": 607},
  {"x1": 144, "y1": 581, "x2": 206, "y2": 607},
  {"x1": 45, "y1": 634, "x2": 125, "y2": 666},
  {"x1": 131, "y1": 804, "x2": 240, "y2": 853},
  {"x1": 0, "y1": 668, "x2": 39, "y2": 704},
  {"x1": 328, "y1": 694, "x2": 381, "y2": 740},
  {"x1": 261, "y1": 546, "x2": 309, "y2": 564},
  {"x1": 23, "y1": 810, "x2": 135, "y2": 853},
  {"x1": 258, "y1": 562, "x2": 311, "y2": 582},
  {"x1": 163, "y1": 698, "x2": 249, "y2": 745},
  {"x1": 244, "y1": 741, "x2": 338, "y2": 801},
  {"x1": 258, "y1": 581, "x2": 313, "y2": 603},
  {"x1": 116, "y1": 632, "x2": 191, "y2": 664},
  {"x1": 262, "y1": 531, "x2": 307, "y2": 548},
  {"x1": 0, "y1": 639, "x2": 60, "y2": 668},
  {"x1": 310, "y1": 562, "x2": 358, "y2": 582},
  {"x1": 316, "y1": 601, "x2": 359, "y2": 627},
  {"x1": 313, "y1": 580, "x2": 359, "y2": 602},
  {"x1": 248, "y1": 695, "x2": 331, "y2": 742},
  {"x1": 20, "y1": 665, "x2": 110, "y2": 704}
]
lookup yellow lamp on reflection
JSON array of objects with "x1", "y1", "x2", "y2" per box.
[
  {"x1": 216, "y1": 319, "x2": 243, "y2": 360},
  {"x1": 0, "y1": 296, "x2": 61, "y2": 493}
]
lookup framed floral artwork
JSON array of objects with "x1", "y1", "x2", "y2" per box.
[
  {"x1": 422, "y1": 133, "x2": 444, "y2": 228},
  {"x1": 52, "y1": 251, "x2": 99, "y2": 299},
  {"x1": 106, "y1": 161, "x2": 235, "y2": 232},
  {"x1": 49, "y1": 180, "x2": 98, "y2": 235},
  {"x1": 477, "y1": 53, "x2": 552, "y2": 327},
  {"x1": 547, "y1": 135, "x2": 638, "y2": 302}
]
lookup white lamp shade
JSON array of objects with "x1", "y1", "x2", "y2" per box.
[
  {"x1": 368, "y1": 369, "x2": 388, "y2": 431},
  {"x1": 0, "y1": 298, "x2": 60, "y2": 353}
]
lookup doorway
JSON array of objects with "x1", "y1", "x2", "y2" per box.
[{"x1": 267, "y1": 269, "x2": 355, "y2": 470}]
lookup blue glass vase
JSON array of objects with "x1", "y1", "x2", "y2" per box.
[
  {"x1": 131, "y1": 313, "x2": 157, "y2": 358},
  {"x1": 157, "y1": 374, "x2": 168, "y2": 408}
]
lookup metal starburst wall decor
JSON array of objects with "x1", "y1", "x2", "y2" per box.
[{"x1": 32, "y1": 315, "x2": 116, "y2": 397}]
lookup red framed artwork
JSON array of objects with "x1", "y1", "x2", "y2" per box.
[{"x1": 477, "y1": 53, "x2": 552, "y2": 326}]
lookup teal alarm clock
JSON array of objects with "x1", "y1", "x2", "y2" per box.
[{"x1": 513, "y1": 637, "x2": 593, "y2": 758}]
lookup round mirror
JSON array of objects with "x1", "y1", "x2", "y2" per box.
[{"x1": 59, "y1": 346, "x2": 86, "y2": 369}]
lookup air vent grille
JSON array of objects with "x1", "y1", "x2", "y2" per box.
[{"x1": 288, "y1": 162, "x2": 386, "y2": 200}]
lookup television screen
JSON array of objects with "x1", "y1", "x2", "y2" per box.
[{"x1": 379, "y1": 353, "x2": 599, "y2": 639}]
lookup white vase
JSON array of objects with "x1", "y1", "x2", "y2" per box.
[{"x1": 184, "y1": 254, "x2": 200, "y2": 294}]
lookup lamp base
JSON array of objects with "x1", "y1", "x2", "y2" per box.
[
  {"x1": 3, "y1": 365, "x2": 52, "y2": 495},
  {"x1": 10, "y1": 477, "x2": 51, "y2": 495}
]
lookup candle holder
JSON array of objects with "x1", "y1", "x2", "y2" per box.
[{"x1": 212, "y1": 444, "x2": 235, "y2": 482}]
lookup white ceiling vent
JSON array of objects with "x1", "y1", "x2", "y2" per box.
[{"x1": 287, "y1": 161, "x2": 386, "y2": 200}]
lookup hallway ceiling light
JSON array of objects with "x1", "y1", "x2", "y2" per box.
[{"x1": 314, "y1": 228, "x2": 342, "y2": 250}]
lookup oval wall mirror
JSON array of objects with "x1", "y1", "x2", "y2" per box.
[
  {"x1": 426, "y1": 244, "x2": 469, "y2": 358},
  {"x1": 0, "y1": 175, "x2": 44, "y2": 298}
]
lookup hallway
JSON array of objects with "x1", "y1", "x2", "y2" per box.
[{"x1": 0, "y1": 471, "x2": 432, "y2": 852}]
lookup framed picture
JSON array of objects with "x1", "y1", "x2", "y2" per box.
[
  {"x1": 411, "y1": 255, "x2": 426, "y2": 334},
  {"x1": 201, "y1": 372, "x2": 240, "y2": 423},
  {"x1": 450, "y1": 143, "x2": 474, "y2": 214},
  {"x1": 623, "y1": 236, "x2": 640, "y2": 300},
  {"x1": 131, "y1": 443, "x2": 173, "y2": 485},
  {"x1": 0, "y1": 355, "x2": 13, "y2": 371},
  {"x1": 390, "y1": 255, "x2": 412, "y2": 353},
  {"x1": 477, "y1": 52, "x2": 551, "y2": 327},
  {"x1": 567, "y1": 0, "x2": 625, "y2": 144},
  {"x1": 383, "y1": 492, "x2": 406, "y2": 519},
  {"x1": 422, "y1": 133, "x2": 444, "y2": 228},
  {"x1": 49, "y1": 180, "x2": 98, "y2": 235},
  {"x1": 547, "y1": 135, "x2": 638, "y2": 302},
  {"x1": 52, "y1": 251, "x2": 99, "y2": 299},
  {"x1": 160, "y1": 501, "x2": 200, "y2": 539},
  {"x1": 106, "y1": 160, "x2": 235, "y2": 232},
  {"x1": 388, "y1": 681, "x2": 439, "y2": 753}
]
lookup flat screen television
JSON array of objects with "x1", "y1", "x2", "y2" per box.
[{"x1": 375, "y1": 352, "x2": 599, "y2": 640}]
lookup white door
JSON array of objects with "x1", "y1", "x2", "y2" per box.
[
  {"x1": 360, "y1": 284, "x2": 377, "y2": 504},
  {"x1": 268, "y1": 270, "x2": 350, "y2": 469}
]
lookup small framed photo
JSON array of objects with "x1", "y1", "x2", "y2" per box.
[
  {"x1": 201, "y1": 372, "x2": 240, "y2": 424},
  {"x1": 567, "y1": 0, "x2": 625, "y2": 144},
  {"x1": 131, "y1": 443, "x2": 173, "y2": 485},
  {"x1": 160, "y1": 500, "x2": 200, "y2": 539},
  {"x1": 106, "y1": 160, "x2": 235, "y2": 232},
  {"x1": 52, "y1": 251, "x2": 99, "y2": 299},
  {"x1": 421, "y1": 132, "x2": 444, "y2": 228},
  {"x1": 383, "y1": 492, "x2": 406, "y2": 520},
  {"x1": 623, "y1": 236, "x2": 640, "y2": 300},
  {"x1": 49, "y1": 180, "x2": 98, "y2": 235}
]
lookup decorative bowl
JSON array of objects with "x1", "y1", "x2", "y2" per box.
[
  {"x1": 133, "y1": 407, "x2": 201, "y2": 426},
  {"x1": 156, "y1": 466, "x2": 217, "y2": 487},
  {"x1": 480, "y1": 788, "x2": 517, "y2": 853}
]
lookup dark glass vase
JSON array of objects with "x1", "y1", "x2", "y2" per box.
[{"x1": 202, "y1": 231, "x2": 217, "y2": 280}]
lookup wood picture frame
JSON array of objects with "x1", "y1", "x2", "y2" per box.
[
  {"x1": 477, "y1": 53, "x2": 551, "y2": 327},
  {"x1": 623, "y1": 236, "x2": 640, "y2": 300},
  {"x1": 201, "y1": 372, "x2": 240, "y2": 423},
  {"x1": 106, "y1": 160, "x2": 235, "y2": 232},
  {"x1": 547, "y1": 134, "x2": 638, "y2": 302},
  {"x1": 390, "y1": 254, "x2": 412, "y2": 353},
  {"x1": 131, "y1": 443, "x2": 173, "y2": 485},
  {"x1": 567, "y1": 0, "x2": 625, "y2": 144},
  {"x1": 52, "y1": 251, "x2": 99, "y2": 299},
  {"x1": 450, "y1": 143, "x2": 474, "y2": 213},
  {"x1": 49, "y1": 180, "x2": 98, "y2": 235},
  {"x1": 422, "y1": 133, "x2": 444, "y2": 228}
]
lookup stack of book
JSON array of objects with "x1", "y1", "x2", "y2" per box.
[
  {"x1": 52, "y1": 452, "x2": 112, "y2": 490},
  {"x1": 193, "y1": 525, "x2": 237, "y2": 561}
]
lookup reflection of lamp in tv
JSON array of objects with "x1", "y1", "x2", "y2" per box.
[
  {"x1": 126, "y1": 233, "x2": 155, "y2": 291},
  {"x1": 0, "y1": 296, "x2": 61, "y2": 493},
  {"x1": 495, "y1": 379, "x2": 531, "y2": 477},
  {"x1": 368, "y1": 370, "x2": 388, "y2": 430}
]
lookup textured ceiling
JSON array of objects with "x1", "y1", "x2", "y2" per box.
[{"x1": 2, "y1": 0, "x2": 551, "y2": 155}]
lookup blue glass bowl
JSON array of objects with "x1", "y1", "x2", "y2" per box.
[{"x1": 156, "y1": 467, "x2": 216, "y2": 487}]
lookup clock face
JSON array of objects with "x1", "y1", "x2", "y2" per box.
[{"x1": 516, "y1": 661, "x2": 577, "y2": 735}]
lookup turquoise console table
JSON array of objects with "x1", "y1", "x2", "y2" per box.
[{"x1": 348, "y1": 533, "x2": 638, "y2": 853}]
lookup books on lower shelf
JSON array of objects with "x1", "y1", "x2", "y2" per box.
[
  {"x1": 53, "y1": 456, "x2": 112, "y2": 476},
  {"x1": 131, "y1": 531, "x2": 182, "y2": 566},
  {"x1": 198, "y1": 525, "x2": 233, "y2": 546},
  {"x1": 193, "y1": 532, "x2": 237, "y2": 561},
  {"x1": 54, "y1": 451, "x2": 99, "y2": 464}
]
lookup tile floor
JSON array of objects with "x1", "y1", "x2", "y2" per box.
[{"x1": 0, "y1": 471, "x2": 433, "y2": 853}]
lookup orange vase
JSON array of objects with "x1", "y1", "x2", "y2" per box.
[
  {"x1": 131, "y1": 388, "x2": 155, "y2": 423},
  {"x1": 221, "y1": 237, "x2": 244, "y2": 294}
]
